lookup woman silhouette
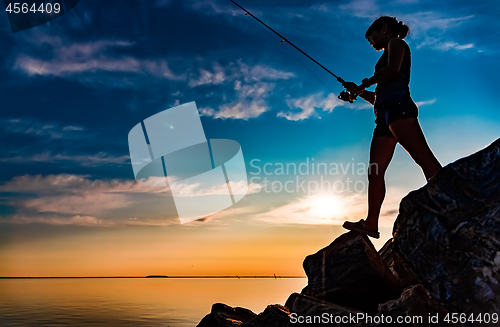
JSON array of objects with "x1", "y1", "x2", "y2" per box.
[{"x1": 342, "y1": 16, "x2": 441, "y2": 238}]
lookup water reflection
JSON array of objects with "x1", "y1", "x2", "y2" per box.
[{"x1": 0, "y1": 278, "x2": 307, "y2": 326}]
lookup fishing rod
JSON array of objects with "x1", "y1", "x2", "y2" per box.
[{"x1": 229, "y1": 0, "x2": 354, "y2": 102}]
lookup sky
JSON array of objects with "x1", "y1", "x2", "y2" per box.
[{"x1": 0, "y1": 0, "x2": 499, "y2": 277}]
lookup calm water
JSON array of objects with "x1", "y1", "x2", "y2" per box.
[{"x1": 0, "y1": 278, "x2": 307, "y2": 326}]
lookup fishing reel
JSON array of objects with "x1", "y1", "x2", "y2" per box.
[{"x1": 338, "y1": 89, "x2": 354, "y2": 103}]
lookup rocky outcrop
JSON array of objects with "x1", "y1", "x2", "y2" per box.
[
  {"x1": 376, "y1": 284, "x2": 450, "y2": 326},
  {"x1": 392, "y1": 138, "x2": 500, "y2": 316},
  {"x1": 198, "y1": 138, "x2": 500, "y2": 327},
  {"x1": 242, "y1": 305, "x2": 291, "y2": 327},
  {"x1": 197, "y1": 303, "x2": 256, "y2": 326},
  {"x1": 197, "y1": 304, "x2": 290, "y2": 327},
  {"x1": 285, "y1": 293, "x2": 364, "y2": 327},
  {"x1": 301, "y1": 232, "x2": 402, "y2": 314}
]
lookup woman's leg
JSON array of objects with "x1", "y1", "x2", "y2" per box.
[
  {"x1": 389, "y1": 117, "x2": 442, "y2": 180},
  {"x1": 363, "y1": 135, "x2": 398, "y2": 231}
]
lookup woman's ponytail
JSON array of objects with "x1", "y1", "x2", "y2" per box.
[{"x1": 397, "y1": 20, "x2": 409, "y2": 39}]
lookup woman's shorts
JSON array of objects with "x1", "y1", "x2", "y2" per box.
[{"x1": 373, "y1": 94, "x2": 418, "y2": 137}]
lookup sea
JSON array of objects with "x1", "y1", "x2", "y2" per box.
[{"x1": 0, "y1": 278, "x2": 307, "y2": 326}]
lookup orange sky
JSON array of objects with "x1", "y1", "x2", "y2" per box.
[{"x1": 0, "y1": 221, "x2": 393, "y2": 277}]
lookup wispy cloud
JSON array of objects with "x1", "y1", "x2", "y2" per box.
[
  {"x1": 200, "y1": 99, "x2": 268, "y2": 120},
  {"x1": 339, "y1": 0, "x2": 378, "y2": 18},
  {"x1": 406, "y1": 13, "x2": 475, "y2": 34},
  {"x1": 415, "y1": 98, "x2": 437, "y2": 107},
  {"x1": 278, "y1": 92, "x2": 345, "y2": 121},
  {"x1": 196, "y1": 61, "x2": 295, "y2": 119},
  {"x1": 188, "y1": 60, "x2": 294, "y2": 87},
  {"x1": 13, "y1": 39, "x2": 185, "y2": 83},
  {"x1": 401, "y1": 13, "x2": 476, "y2": 51},
  {"x1": 191, "y1": 0, "x2": 244, "y2": 16},
  {"x1": 202, "y1": 81, "x2": 273, "y2": 119},
  {"x1": 416, "y1": 38, "x2": 474, "y2": 51},
  {"x1": 0, "y1": 174, "x2": 179, "y2": 226},
  {"x1": 2, "y1": 152, "x2": 130, "y2": 166},
  {"x1": 255, "y1": 188, "x2": 402, "y2": 227},
  {"x1": 5, "y1": 214, "x2": 105, "y2": 226},
  {"x1": 1, "y1": 117, "x2": 85, "y2": 139},
  {"x1": 0, "y1": 173, "x2": 259, "y2": 226},
  {"x1": 190, "y1": 60, "x2": 294, "y2": 119}
]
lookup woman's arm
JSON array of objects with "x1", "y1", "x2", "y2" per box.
[
  {"x1": 358, "y1": 90, "x2": 375, "y2": 104},
  {"x1": 363, "y1": 38, "x2": 406, "y2": 87}
]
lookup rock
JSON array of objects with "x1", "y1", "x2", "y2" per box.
[
  {"x1": 301, "y1": 231, "x2": 403, "y2": 314},
  {"x1": 377, "y1": 238, "x2": 394, "y2": 269},
  {"x1": 285, "y1": 292, "x2": 365, "y2": 326},
  {"x1": 377, "y1": 284, "x2": 452, "y2": 327},
  {"x1": 197, "y1": 303, "x2": 257, "y2": 327},
  {"x1": 391, "y1": 249, "x2": 421, "y2": 288},
  {"x1": 242, "y1": 304, "x2": 290, "y2": 327},
  {"x1": 392, "y1": 138, "x2": 500, "y2": 316},
  {"x1": 378, "y1": 238, "x2": 421, "y2": 288},
  {"x1": 198, "y1": 139, "x2": 500, "y2": 327}
]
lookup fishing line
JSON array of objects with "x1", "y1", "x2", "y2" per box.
[
  {"x1": 280, "y1": 40, "x2": 337, "y2": 95},
  {"x1": 236, "y1": 5, "x2": 337, "y2": 95},
  {"x1": 225, "y1": 0, "x2": 353, "y2": 102}
]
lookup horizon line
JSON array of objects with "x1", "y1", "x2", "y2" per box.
[{"x1": 0, "y1": 275, "x2": 307, "y2": 279}]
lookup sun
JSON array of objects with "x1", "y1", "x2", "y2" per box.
[{"x1": 308, "y1": 194, "x2": 343, "y2": 219}]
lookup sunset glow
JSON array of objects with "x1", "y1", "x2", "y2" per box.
[{"x1": 0, "y1": 0, "x2": 498, "y2": 279}]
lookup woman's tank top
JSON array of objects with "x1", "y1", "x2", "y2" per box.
[{"x1": 374, "y1": 40, "x2": 411, "y2": 105}]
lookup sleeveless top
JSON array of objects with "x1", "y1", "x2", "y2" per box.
[{"x1": 374, "y1": 40, "x2": 411, "y2": 105}]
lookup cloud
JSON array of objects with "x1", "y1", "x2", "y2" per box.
[
  {"x1": 255, "y1": 188, "x2": 402, "y2": 227},
  {"x1": 398, "y1": 13, "x2": 476, "y2": 52},
  {"x1": 1, "y1": 117, "x2": 85, "y2": 139},
  {"x1": 339, "y1": 0, "x2": 378, "y2": 18},
  {"x1": 189, "y1": 62, "x2": 227, "y2": 87},
  {"x1": 417, "y1": 38, "x2": 474, "y2": 51},
  {"x1": 0, "y1": 174, "x2": 163, "y2": 195},
  {"x1": 5, "y1": 214, "x2": 104, "y2": 226},
  {"x1": 0, "y1": 174, "x2": 178, "y2": 226},
  {"x1": 190, "y1": 0, "x2": 244, "y2": 16},
  {"x1": 200, "y1": 99, "x2": 268, "y2": 120},
  {"x1": 3, "y1": 152, "x2": 130, "y2": 166},
  {"x1": 22, "y1": 192, "x2": 130, "y2": 215},
  {"x1": 190, "y1": 60, "x2": 294, "y2": 119},
  {"x1": 63, "y1": 126, "x2": 85, "y2": 131},
  {"x1": 415, "y1": 99, "x2": 437, "y2": 107},
  {"x1": 13, "y1": 39, "x2": 185, "y2": 83},
  {"x1": 311, "y1": 3, "x2": 333, "y2": 13},
  {"x1": 0, "y1": 173, "x2": 258, "y2": 226},
  {"x1": 405, "y1": 13, "x2": 474, "y2": 35},
  {"x1": 188, "y1": 60, "x2": 294, "y2": 88},
  {"x1": 278, "y1": 92, "x2": 345, "y2": 121},
  {"x1": 239, "y1": 63, "x2": 295, "y2": 82},
  {"x1": 199, "y1": 76, "x2": 279, "y2": 119}
]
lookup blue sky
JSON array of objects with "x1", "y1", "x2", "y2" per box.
[{"x1": 0, "y1": 0, "x2": 499, "y2": 276}]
